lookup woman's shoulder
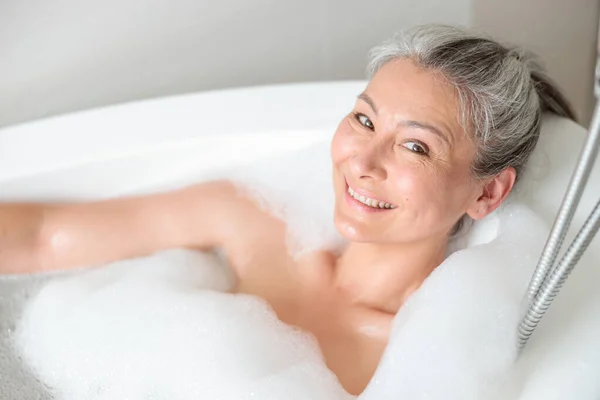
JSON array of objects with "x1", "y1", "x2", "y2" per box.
[{"x1": 207, "y1": 180, "x2": 293, "y2": 279}]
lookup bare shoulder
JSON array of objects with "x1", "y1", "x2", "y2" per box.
[{"x1": 184, "y1": 180, "x2": 290, "y2": 278}]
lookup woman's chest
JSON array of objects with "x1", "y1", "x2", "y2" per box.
[{"x1": 232, "y1": 254, "x2": 392, "y2": 395}]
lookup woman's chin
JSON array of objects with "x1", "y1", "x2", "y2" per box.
[{"x1": 333, "y1": 216, "x2": 373, "y2": 242}]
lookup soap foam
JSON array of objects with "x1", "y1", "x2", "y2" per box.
[
  {"x1": 15, "y1": 250, "x2": 352, "y2": 400},
  {"x1": 360, "y1": 204, "x2": 547, "y2": 400},
  {"x1": 12, "y1": 140, "x2": 600, "y2": 399},
  {"x1": 230, "y1": 141, "x2": 345, "y2": 258}
]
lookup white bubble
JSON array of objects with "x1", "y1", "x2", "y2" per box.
[{"x1": 14, "y1": 250, "x2": 353, "y2": 400}]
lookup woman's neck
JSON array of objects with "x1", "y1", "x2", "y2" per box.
[{"x1": 333, "y1": 237, "x2": 448, "y2": 314}]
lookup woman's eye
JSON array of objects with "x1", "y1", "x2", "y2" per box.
[
  {"x1": 403, "y1": 141, "x2": 429, "y2": 155},
  {"x1": 354, "y1": 113, "x2": 374, "y2": 130}
]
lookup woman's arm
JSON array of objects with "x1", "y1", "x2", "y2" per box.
[{"x1": 0, "y1": 180, "x2": 245, "y2": 274}]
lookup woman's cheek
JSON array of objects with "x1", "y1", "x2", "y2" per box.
[
  {"x1": 331, "y1": 120, "x2": 358, "y2": 161},
  {"x1": 390, "y1": 167, "x2": 441, "y2": 206}
]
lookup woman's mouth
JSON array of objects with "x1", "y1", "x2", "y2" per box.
[{"x1": 345, "y1": 183, "x2": 397, "y2": 211}]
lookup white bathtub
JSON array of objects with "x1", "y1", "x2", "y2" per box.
[
  {"x1": 0, "y1": 81, "x2": 363, "y2": 201},
  {"x1": 0, "y1": 81, "x2": 599, "y2": 399}
]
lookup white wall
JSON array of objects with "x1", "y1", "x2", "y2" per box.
[
  {"x1": 472, "y1": 0, "x2": 599, "y2": 125},
  {"x1": 0, "y1": 0, "x2": 596, "y2": 128}
]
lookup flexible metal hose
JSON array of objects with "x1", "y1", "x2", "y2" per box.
[
  {"x1": 524, "y1": 101, "x2": 600, "y2": 304},
  {"x1": 518, "y1": 197, "x2": 600, "y2": 348},
  {"x1": 518, "y1": 73, "x2": 600, "y2": 349}
]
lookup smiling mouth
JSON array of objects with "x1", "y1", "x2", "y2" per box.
[{"x1": 347, "y1": 185, "x2": 397, "y2": 209}]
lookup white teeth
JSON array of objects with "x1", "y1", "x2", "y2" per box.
[{"x1": 347, "y1": 186, "x2": 396, "y2": 209}]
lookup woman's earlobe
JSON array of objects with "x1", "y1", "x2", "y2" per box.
[
  {"x1": 467, "y1": 200, "x2": 490, "y2": 220},
  {"x1": 479, "y1": 202, "x2": 489, "y2": 215}
]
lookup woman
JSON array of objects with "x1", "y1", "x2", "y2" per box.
[{"x1": 0, "y1": 24, "x2": 575, "y2": 394}]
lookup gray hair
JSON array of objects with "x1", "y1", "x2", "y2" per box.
[
  {"x1": 366, "y1": 24, "x2": 576, "y2": 235},
  {"x1": 367, "y1": 24, "x2": 575, "y2": 180}
]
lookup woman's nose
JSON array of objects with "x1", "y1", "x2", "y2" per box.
[{"x1": 349, "y1": 141, "x2": 387, "y2": 181}]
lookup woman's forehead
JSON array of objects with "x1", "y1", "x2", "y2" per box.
[{"x1": 366, "y1": 60, "x2": 458, "y2": 114}]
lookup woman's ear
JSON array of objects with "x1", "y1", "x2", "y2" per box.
[{"x1": 466, "y1": 167, "x2": 516, "y2": 220}]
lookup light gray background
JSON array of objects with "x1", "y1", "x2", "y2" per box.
[{"x1": 0, "y1": 0, "x2": 598, "y2": 128}]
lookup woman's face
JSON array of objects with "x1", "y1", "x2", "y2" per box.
[{"x1": 331, "y1": 59, "x2": 483, "y2": 244}]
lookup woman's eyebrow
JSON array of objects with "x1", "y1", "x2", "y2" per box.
[
  {"x1": 357, "y1": 93, "x2": 378, "y2": 115},
  {"x1": 398, "y1": 120, "x2": 453, "y2": 147}
]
